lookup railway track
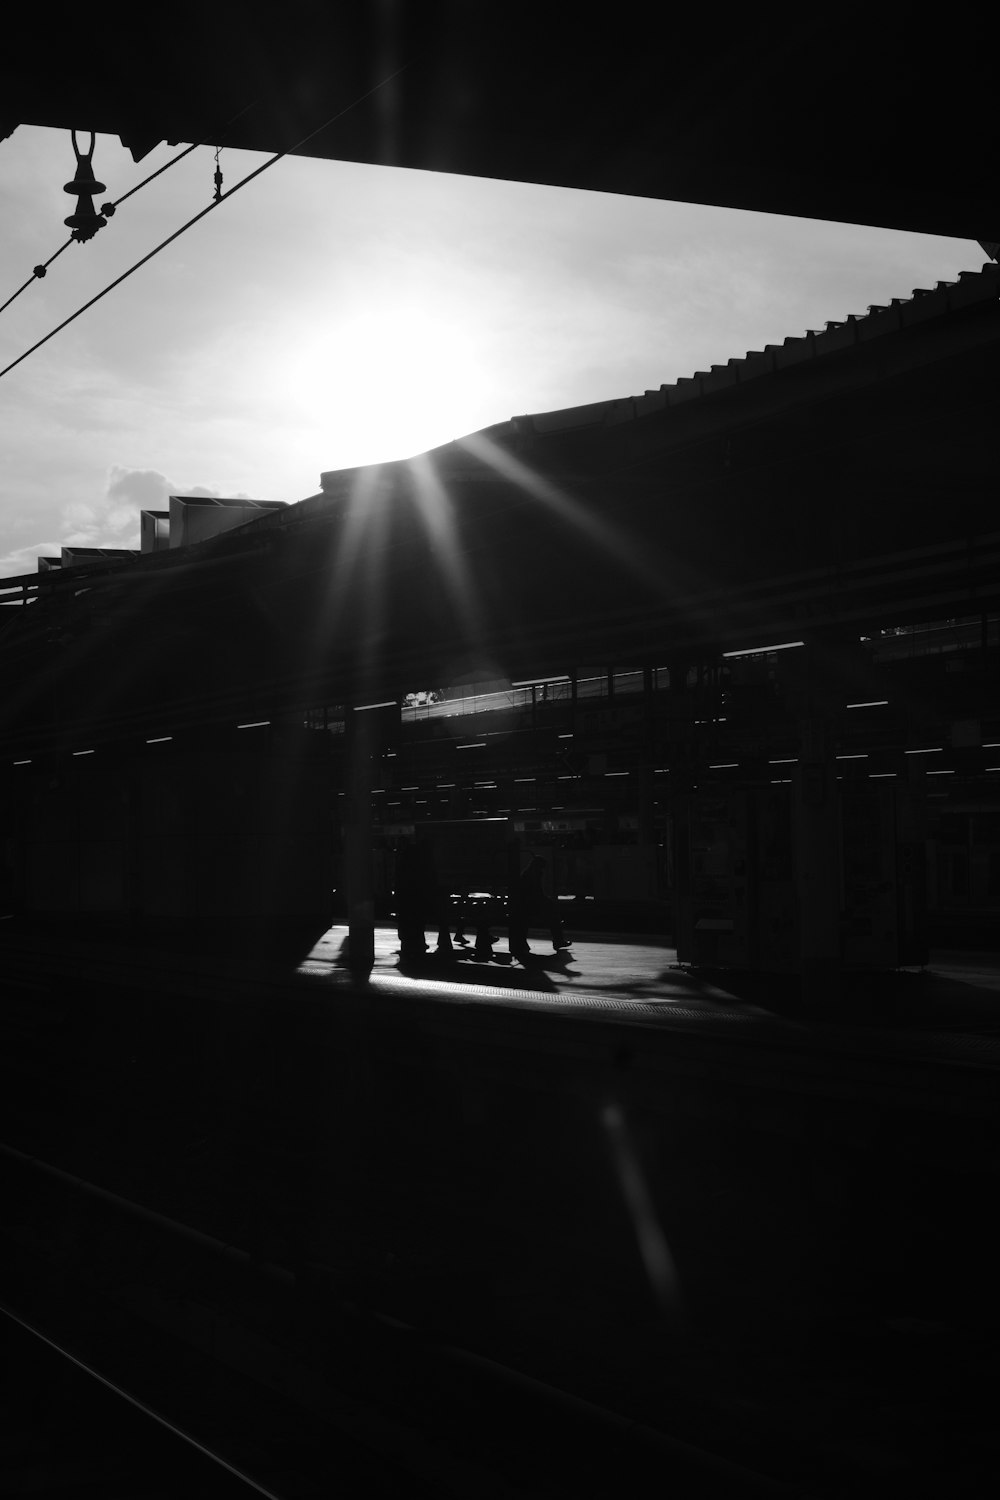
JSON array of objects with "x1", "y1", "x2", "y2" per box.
[
  {"x1": 0, "y1": 1141, "x2": 809, "y2": 1500},
  {"x1": 0, "y1": 1303, "x2": 287, "y2": 1499},
  {"x1": 2, "y1": 934, "x2": 997, "y2": 1497}
]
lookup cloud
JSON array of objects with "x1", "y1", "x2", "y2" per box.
[
  {"x1": 59, "y1": 466, "x2": 173, "y2": 547},
  {"x1": 59, "y1": 466, "x2": 236, "y2": 548},
  {"x1": 0, "y1": 460, "x2": 258, "y2": 576},
  {"x1": 62, "y1": 491, "x2": 140, "y2": 547},
  {"x1": 105, "y1": 467, "x2": 247, "y2": 507},
  {"x1": 106, "y1": 466, "x2": 178, "y2": 511},
  {"x1": 1, "y1": 467, "x2": 240, "y2": 566},
  {"x1": 0, "y1": 541, "x2": 61, "y2": 578}
]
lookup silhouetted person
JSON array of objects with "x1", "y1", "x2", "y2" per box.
[
  {"x1": 473, "y1": 894, "x2": 497, "y2": 960},
  {"x1": 511, "y1": 857, "x2": 569, "y2": 957},
  {"x1": 397, "y1": 842, "x2": 453, "y2": 965},
  {"x1": 395, "y1": 842, "x2": 429, "y2": 965},
  {"x1": 433, "y1": 883, "x2": 454, "y2": 958},
  {"x1": 455, "y1": 890, "x2": 497, "y2": 959},
  {"x1": 454, "y1": 892, "x2": 472, "y2": 945}
]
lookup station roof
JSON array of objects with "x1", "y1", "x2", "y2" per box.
[
  {"x1": 2, "y1": 4, "x2": 997, "y2": 244},
  {"x1": 406, "y1": 264, "x2": 1000, "y2": 459}
]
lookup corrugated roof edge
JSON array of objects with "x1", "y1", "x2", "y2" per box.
[
  {"x1": 298, "y1": 264, "x2": 999, "y2": 517},
  {"x1": 514, "y1": 261, "x2": 1000, "y2": 436}
]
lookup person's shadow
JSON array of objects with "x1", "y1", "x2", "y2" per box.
[
  {"x1": 515, "y1": 950, "x2": 579, "y2": 977},
  {"x1": 399, "y1": 944, "x2": 561, "y2": 992}
]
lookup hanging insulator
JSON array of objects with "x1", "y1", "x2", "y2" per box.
[
  {"x1": 63, "y1": 130, "x2": 107, "y2": 243},
  {"x1": 213, "y1": 148, "x2": 223, "y2": 204}
]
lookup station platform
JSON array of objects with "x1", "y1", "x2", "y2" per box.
[
  {"x1": 6, "y1": 913, "x2": 1000, "y2": 1069},
  {"x1": 297, "y1": 923, "x2": 1000, "y2": 1066}
]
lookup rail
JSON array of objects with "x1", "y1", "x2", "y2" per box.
[
  {"x1": 0, "y1": 1299, "x2": 285, "y2": 1497},
  {"x1": 0, "y1": 1139, "x2": 807, "y2": 1498}
]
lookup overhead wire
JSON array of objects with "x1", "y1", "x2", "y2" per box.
[
  {"x1": 0, "y1": 239, "x2": 73, "y2": 317},
  {"x1": 107, "y1": 139, "x2": 203, "y2": 211},
  {"x1": 0, "y1": 102, "x2": 259, "y2": 323},
  {"x1": 0, "y1": 64, "x2": 413, "y2": 384}
]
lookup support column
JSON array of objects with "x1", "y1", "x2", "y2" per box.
[
  {"x1": 794, "y1": 715, "x2": 841, "y2": 1007},
  {"x1": 507, "y1": 836, "x2": 528, "y2": 959},
  {"x1": 637, "y1": 665, "x2": 655, "y2": 848},
  {"x1": 343, "y1": 706, "x2": 375, "y2": 979}
]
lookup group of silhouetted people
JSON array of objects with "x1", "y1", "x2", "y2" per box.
[
  {"x1": 395, "y1": 846, "x2": 571, "y2": 967},
  {"x1": 508, "y1": 856, "x2": 570, "y2": 958}
]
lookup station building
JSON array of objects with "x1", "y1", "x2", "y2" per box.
[{"x1": 2, "y1": 263, "x2": 999, "y2": 968}]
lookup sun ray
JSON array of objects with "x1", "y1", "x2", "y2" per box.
[
  {"x1": 454, "y1": 428, "x2": 774, "y2": 648},
  {"x1": 296, "y1": 463, "x2": 394, "y2": 701},
  {"x1": 456, "y1": 429, "x2": 674, "y2": 595},
  {"x1": 407, "y1": 451, "x2": 485, "y2": 644}
]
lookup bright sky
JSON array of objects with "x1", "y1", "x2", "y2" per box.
[{"x1": 0, "y1": 124, "x2": 984, "y2": 579}]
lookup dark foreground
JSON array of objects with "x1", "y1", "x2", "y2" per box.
[{"x1": 2, "y1": 923, "x2": 999, "y2": 1496}]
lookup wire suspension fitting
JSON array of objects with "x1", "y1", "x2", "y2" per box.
[
  {"x1": 63, "y1": 130, "x2": 107, "y2": 242},
  {"x1": 1, "y1": 106, "x2": 258, "y2": 321},
  {"x1": 0, "y1": 66, "x2": 412, "y2": 381}
]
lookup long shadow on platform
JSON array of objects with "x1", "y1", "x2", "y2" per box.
[
  {"x1": 657, "y1": 962, "x2": 1000, "y2": 1033},
  {"x1": 396, "y1": 951, "x2": 560, "y2": 991}
]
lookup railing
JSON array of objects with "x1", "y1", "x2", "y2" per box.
[{"x1": 869, "y1": 615, "x2": 999, "y2": 662}]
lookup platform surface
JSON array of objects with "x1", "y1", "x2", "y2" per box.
[{"x1": 296, "y1": 922, "x2": 1000, "y2": 1060}]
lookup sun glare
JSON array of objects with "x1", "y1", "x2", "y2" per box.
[{"x1": 276, "y1": 302, "x2": 493, "y2": 470}]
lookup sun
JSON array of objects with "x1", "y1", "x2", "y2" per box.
[{"x1": 273, "y1": 299, "x2": 497, "y2": 471}]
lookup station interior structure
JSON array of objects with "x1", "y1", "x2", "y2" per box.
[
  {"x1": 3, "y1": 8, "x2": 999, "y2": 979},
  {"x1": 2, "y1": 261, "x2": 999, "y2": 973},
  {"x1": 4, "y1": 14, "x2": 1000, "y2": 1495}
]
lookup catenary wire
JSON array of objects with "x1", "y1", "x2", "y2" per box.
[
  {"x1": 0, "y1": 102, "x2": 259, "y2": 323},
  {"x1": 108, "y1": 140, "x2": 204, "y2": 210},
  {"x1": 0, "y1": 239, "x2": 74, "y2": 317},
  {"x1": 0, "y1": 64, "x2": 412, "y2": 383},
  {"x1": 102, "y1": 98, "x2": 262, "y2": 212}
]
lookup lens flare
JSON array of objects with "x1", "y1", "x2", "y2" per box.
[{"x1": 601, "y1": 1100, "x2": 683, "y2": 1318}]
